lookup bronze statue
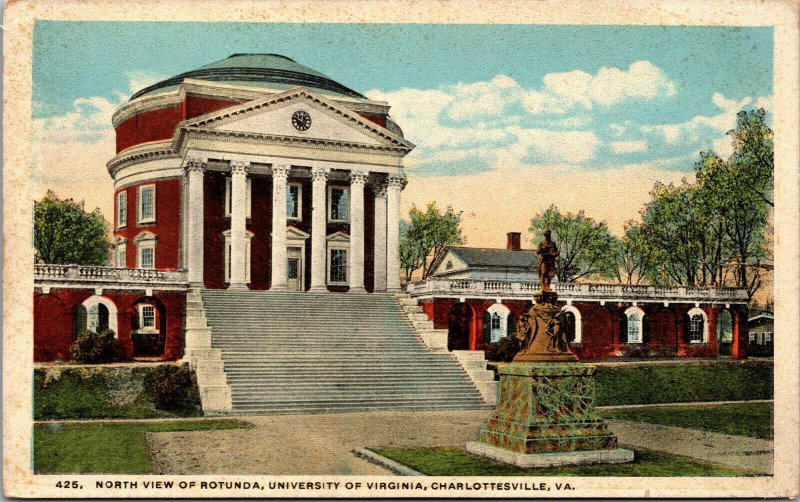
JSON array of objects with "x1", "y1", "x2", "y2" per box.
[{"x1": 537, "y1": 230, "x2": 559, "y2": 292}]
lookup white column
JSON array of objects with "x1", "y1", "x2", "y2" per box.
[
  {"x1": 228, "y1": 160, "x2": 249, "y2": 290},
  {"x1": 386, "y1": 175, "x2": 405, "y2": 292},
  {"x1": 309, "y1": 166, "x2": 329, "y2": 292},
  {"x1": 270, "y1": 164, "x2": 289, "y2": 291},
  {"x1": 373, "y1": 183, "x2": 388, "y2": 292},
  {"x1": 348, "y1": 171, "x2": 367, "y2": 292},
  {"x1": 185, "y1": 158, "x2": 206, "y2": 286}
]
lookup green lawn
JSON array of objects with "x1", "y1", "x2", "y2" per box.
[
  {"x1": 33, "y1": 419, "x2": 251, "y2": 474},
  {"x1": 601, "y1": 402, "x2": 773, "y2": 440},
  {"x1": 372, "y1": 447, "x2": 755, "y2": 477}
]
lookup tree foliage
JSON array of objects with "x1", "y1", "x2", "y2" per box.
[
  {"x1": 615, "y1": 220, "x2": 657, "y2": 285},
  {"x1": 529, "y1": 205, "x2": 618, "y2": 282},
  {"x1": 623, "y1": 109, "x2": 772, "y2": 298},
  {"x1": 399, "y1": 203, "x2": 464, "y2": 281},
  {"x1": 34, "y1": 190, "x2": 110, "y2": 265}
]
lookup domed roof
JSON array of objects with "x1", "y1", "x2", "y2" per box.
[{"x1": 130, "y1": 54, "x2": 366, "y2": 101}]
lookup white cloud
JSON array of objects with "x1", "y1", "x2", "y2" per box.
[
  {"x1": 611, "y1": 140, "x2": 649, "y2": 154},
  {"x1": 589, "y1": 61, "x2": 676, "y2": 106}
]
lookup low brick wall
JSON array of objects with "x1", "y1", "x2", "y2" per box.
[{"x1": 34, "y1": 363, "x2": 202, "y2": 420}]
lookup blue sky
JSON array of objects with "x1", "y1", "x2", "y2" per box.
[{"x1": 32, "y1": 21, "x2": 773, "y2": 246}]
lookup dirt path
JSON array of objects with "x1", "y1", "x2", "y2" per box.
[{"x1": 145, "y1": 409, "x2": 773, "y2": 475}]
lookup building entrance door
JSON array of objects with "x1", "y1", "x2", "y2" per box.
[{"x1": 287, "y1": 246, "x2": 303, "y2": 291}]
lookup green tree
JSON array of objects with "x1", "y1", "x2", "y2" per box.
[
  {"x1": 695, "y1": 109, "x2": 772, "y2": 296},
  {"x1": 529, "y1": 205, "x2": 618, "y2": 282},
  {"x1": 399, "y1": 202, "x2": 464, "y2": 281},
  {"x1": 34, "y1": 191, "x2": 110, "y2": 265},
  {"x1": 615, "y1": 220, "x2": 657, "y2": 285}
]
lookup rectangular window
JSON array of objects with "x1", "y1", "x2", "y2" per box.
[
  {"x1": 138, "y1": 185, "x2": 156, "y2": 224},
  {"x1": 627, "y1": 314, "x2": 640, "y2": 343},
  {"x1": 116, "y1": 243, "x2": 126, "y2": 268},
  {"x1": 749, "y1": 333, "x2": 756, "y2": 342},
  {"x1": 689, "y1": 315, "x2": 704, "y2": 343},
  {"x1": 287, "y1": 183, "x2": 302, "y2": 220},
  {"x1": 225, "y1": 177, "x2": 252, "y2": 217},
  {"x1": 117, "y1": 191, "x2": 127, "y2": 228},
  {"x1": 764, "y1": 333, "x2": 771, "y2": 343},
  {"x1": 329, "y1": 248, "x2": 348, "y2": 284},
  {"x1": 140, "y1": 305, "x2": 155, "y2": 328},
  {"x1": 328, "y1": 187, "x2": 349, "y2": 222},
  {"x1": 138, "y1": 245, "x2": 155, "y2": 269}
]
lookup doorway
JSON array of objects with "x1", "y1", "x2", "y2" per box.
[{"x1": 287, "y1": 246, "x2": 304, "y2": 291}]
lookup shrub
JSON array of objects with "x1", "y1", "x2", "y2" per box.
[
  {"x1": 69, "y1": 330, "x2": 121, "y2": 364},
  {"x1": 144, "y1": 364, "x2": 201, "y2": 415},
  {"x1": 485, "y1": 337, "x2": 521, "y2": 362}
]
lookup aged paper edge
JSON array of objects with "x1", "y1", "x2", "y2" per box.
[{"x1": 3, "y1": 0, "x2": 798, "y2": 498}]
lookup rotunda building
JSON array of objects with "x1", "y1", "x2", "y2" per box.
[{"x1": 109, "y1": 53, "x2": 413, "y2": 292}]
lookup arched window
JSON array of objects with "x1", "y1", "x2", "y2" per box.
[
  {"x1": 686, "y1": 307, "x2": 708, "y2": 344},
  {"x1": 560, "y1": 305, "x2": 582, "y2": 344},
  {"x1": 486, "y1": 303, "x2": 511, "y2": 344},
  {"x1": 81, "y1": 296, "x2": 118, "y2": 336},
  {"x1": 624, "y1": 306, "x2": 645, "y2": 344}
]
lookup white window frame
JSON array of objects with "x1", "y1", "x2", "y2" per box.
[
  {"x1": 749, "y1": 332, "x2": 756, "y2": 343},
  {"x1": 134, "y1": 231, "x2": 157, "y2": 269},
  {"x1": 138, "y1": 304, "x2": 158, "y2": 332},
  {"x1": 328, "y1": 185, "x2": 350, "y2": 223},
  {"x1": 624, "y1": 306, "x2": 645, "y2": 344},
  {"x1": 487, "y1": 303, "x2": 511, "y2": 344},
  {"x1": 763, "y1": 332, "x2": 772, "y2": 344},
  {"x1": 561, "y1": 304, "x2": 583, "y2": 344},
  {"x1": 224, "y1": 177, "x2": 252, "y2": 218},
  {"x1": 286, "y1": 182, "x2": 303, "y2": 221},
  {"x1": 686, "y1": 307, "x2": 709, "y2": 344},
  {"x1": 115, "y1": 237, "x2": 127, "y2": 268},
  {"x1": 326, "y1": 232, "x2": 350, "y2": 285},
  {"x1": 117, "y1": 191, "x2": 127, "y2": 229},
  {"x1": 223, "y1": 229, "x2": 253, "y2": 284},
  {"x1": 137, "y1": 184, "x2": 156, "y2": 225}
]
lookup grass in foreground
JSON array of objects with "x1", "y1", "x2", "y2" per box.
[
  {"x1": 34, "y1": 419, "x2": 251, "y2": 474},
  {"x1": 372, "y1": 447, "x2": 755, "y2": 477},
  {"x1": 601, "y1": 402, "x2": 773, "y2": 440}
]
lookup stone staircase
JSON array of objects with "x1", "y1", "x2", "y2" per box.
[{"x1": 198, "y1": 290, "x2": 487, "y2": 415}]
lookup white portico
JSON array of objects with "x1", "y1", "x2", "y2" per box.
[{"x1": 176, "y1": 87, "x2": 413, "y2": 292}]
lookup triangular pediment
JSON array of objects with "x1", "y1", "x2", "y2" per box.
[
  {"x1": 326, "y1": 231, "x2": 350, "y2": 243},
  {"x1": 177, "y1": 87, "x2": 413, "y2": 151},
  {"x1": 431, "y1": 249, "x2": 469, "y2": 276},
  {"x1": 287, "y1": 226, "x2": 310, "y2": 240}
]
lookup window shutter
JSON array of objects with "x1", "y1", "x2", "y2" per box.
[
  {"x1": 131, "y1": 308, "x2": 140, "y2": 332},
  {"x1": 98, "y1": 304, "x2": 110, "y2": 333},
  {"x1": 642, "y1": 314, "x2": 649, "y2": 344},
  {"x1": 683, "y1": 313, "x2": 691, "y2": 343},
  {"x1": 619, "y1": 312, "x2": 628, "y2": 344},
  {"x1": 507, "y1": 313, "x2": 516, "y2": 338},
  {"x1": 482, "y1": 311, "x2": 491, "y2": 345},
  {"x1": 73, "y1": 305, "x2": 87, "y2": 339}
]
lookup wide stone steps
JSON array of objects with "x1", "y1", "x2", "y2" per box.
[{"x1": 200, "y1": 289, "x2": 485, "y2": 414}]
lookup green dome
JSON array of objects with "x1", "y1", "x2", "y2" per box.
[{"x1": 130, "y1": 54, "x2": 366, "y2": 100}]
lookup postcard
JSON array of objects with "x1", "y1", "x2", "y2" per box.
[{"x1": 3, "y1": 0, "x2": 799, "y2": 498}]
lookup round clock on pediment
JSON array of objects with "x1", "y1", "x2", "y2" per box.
[{"x1": 291, "y1": 110, "x2": 312, "y2": 132}]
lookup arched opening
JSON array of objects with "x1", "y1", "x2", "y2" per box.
[
  {"x1": 448, "y1": 302, "x2": 474, "y2": 351},
  {"x1": 81, "y1": 296, "x2": 119, "y2": 336},
  {"x1": 623, "y1": 306, "x2": 645, "y2": 344},
  {"x1": 560, "y1": 305, "x2": 582, "y2": 344},
  {"x1": 483, "y1": 303, "x2": 511, "y2": 345},
  {"x1": 130, "y1": 297, "x2": 166, "y2": 357},
  {"x1": 717, "y1": 310, "x2": 733, "y2": 356},
  {"x1": 684, "y1": 307, "x2": 709, "y2": 345}
]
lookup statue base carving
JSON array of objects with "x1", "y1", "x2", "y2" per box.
[
  {"x1": 468, "y1": 363, "x2": 633, "y2": 466},
  {"x1": 513, "y1": 291, "x2": 578, "y2": 363}
]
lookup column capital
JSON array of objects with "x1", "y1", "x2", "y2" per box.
[
  {"x1": 387, "y1": 174, "x2": 407, "y2": 190},
  {"x1": 184, "y1": 157, "x2": 207, "y2": 173},
  {"x1": 311, "y1": 166, "x2": 330, "y2": 181},
  {"x1": 374, "y1": 184, "x2": 388, "y2": 199},
  {"x1": 230, "y1": 160, "x2": 250, "y2": 175},
  {"x1": 271, "y1": 164, "x2": 290, "y2": 179},
  {"x1": 350, "y1": 170, "x2": 369, "y2": 185}
]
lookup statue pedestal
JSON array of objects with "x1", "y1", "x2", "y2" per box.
[{"x1": 466, "y1": 363, "x2": 633, "y2": 467}]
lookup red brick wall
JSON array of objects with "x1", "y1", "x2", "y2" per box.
[
  {"x1": 184, "y1": 95, "x2": 239, "y2": 120},
  {"x1": 115, "y1": 105, "x2": 183, "y2": 153},
  {"x1": 33, "y1": 288, "x2": 185, "y2": 362},
  {"x1": 114, "y1": 179, "x2": 182, "y2": 270}
]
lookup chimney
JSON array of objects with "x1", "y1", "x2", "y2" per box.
[{"x1": 506, "y1": 232, "x2": 521, "y2": 251}]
